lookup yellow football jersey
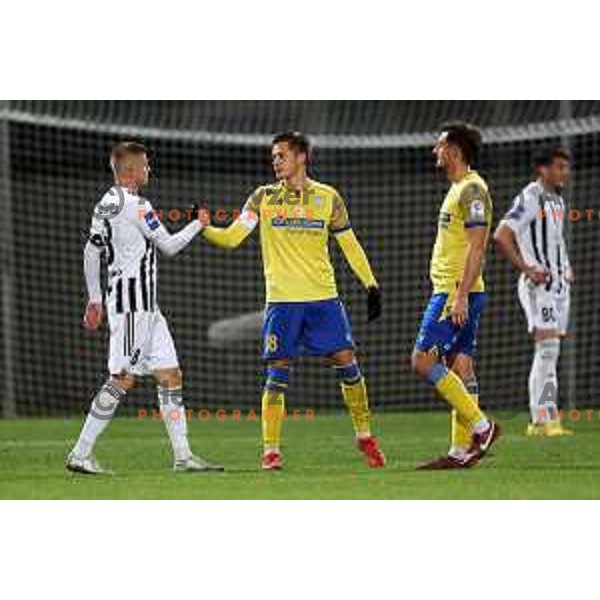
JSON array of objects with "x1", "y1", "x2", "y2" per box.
[
  {"x1": 245, "y1": 178, "x2": 350, "y2": 302},
  {"x1": 429, "y1": 170, "x2": 493, "y2": 294}
]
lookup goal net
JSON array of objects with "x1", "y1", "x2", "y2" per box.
[{"x1": 2, "y1": 100, "x2": 599, "y2": 418}]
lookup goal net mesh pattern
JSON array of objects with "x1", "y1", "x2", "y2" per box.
[{"x1": 2, "y1": 100, "x2": 599, "y2": 418}]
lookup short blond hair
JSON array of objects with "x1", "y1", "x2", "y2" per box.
[{"x1": 110, "y1": 141, "x2": 148, "y2": 172}]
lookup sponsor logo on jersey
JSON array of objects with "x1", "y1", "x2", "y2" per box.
[
  {"x1": 130, "y1": 348, "x2": 141, "y2": 366},
  {"x1": 271, "y1": 217, "x2": 325, "y2": 230},
  {"x1": 144, "y1": 211, "x2": 160, "y2": 231}
]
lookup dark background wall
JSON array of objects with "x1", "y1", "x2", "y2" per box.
[{"x1": 4, "y1": 101, "x2": 599, "y2": 416}]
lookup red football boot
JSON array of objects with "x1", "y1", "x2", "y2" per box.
[
  {"x1": 416, "y1": 453, "x2": 477, "y2": 470},
  {"x1": 357, "y1": 436, "x2": 386, "y2": 468},
  {"x1": 261, "y1": 451, "x2": 283, "y2": 471},
  {"x1": 470, "y1": 420, "x2": 501, "y2": 459}
]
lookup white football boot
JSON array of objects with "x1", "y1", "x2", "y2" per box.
[
  {"x1": 65, "y1": 452, "x2": 110, "y2": 475},
  {"x1": 173, "y1": 454, "x2": 224, "y2": 472}
]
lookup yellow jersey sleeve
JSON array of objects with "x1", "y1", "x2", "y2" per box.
[
  {"x1": 202, "y1": 187, "x2": 262, "y2": 249},
  {"x1": 243, "y1": 186, "x2": 265, "y2": 216},
  {"x1": 458, "y1": 181, "x2": 492, "y2": 229},
  {"x1": 329, "y1": 192, "x2": 351, "y2": 233},
  {"x1": 335, "y1": 229, "x2": 378, "y2": 289},
  {"x1": 331, "y1": 192, "x2": 377, "y2": 289}
]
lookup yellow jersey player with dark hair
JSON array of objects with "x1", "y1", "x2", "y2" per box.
[
  {"x1": 412, "y1": 122, "x2": 501, "y2": 470},
  {"x1": 202, "y1": 131, "x2": 385, "y2": 470}
]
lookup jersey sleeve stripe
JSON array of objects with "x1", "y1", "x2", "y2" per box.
[
  {"x1": 464, "y1": 222, "x2": 488, "y2": 228},
  {"x1": 332, "y1": 223, "x2": 353, "y2": 235}
]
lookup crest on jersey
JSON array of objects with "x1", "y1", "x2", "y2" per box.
[
  {"x1": 313, "y1": 196, "x2": 323, "y2": 208},
  {"x1": 470, "y1": 200, "x2": 485, "y2": 221}
]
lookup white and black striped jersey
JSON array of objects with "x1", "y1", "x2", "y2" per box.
[
  {"x1": 501, "y1": 181, "x2": 571, "y2": 293},
  {"x1": 85, "y1": 185, "x2": 202, "y2": 313}
]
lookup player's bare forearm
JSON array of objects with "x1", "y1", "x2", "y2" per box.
[
  {"x1": 494, "y1": 223, "x2": 529, "y2": 273},
  {"x1": 457, "y1": 228, "x2": 487, "y2": 298},
  {"x1": 494, "y1": 222, "x2": 547, "y2": 284},
  {"x1": 83, "y1": 241, "x2": 103, "y2": 304},
  {"x1": 562, "y1": 239, "x2": 574, "y2": 283}
]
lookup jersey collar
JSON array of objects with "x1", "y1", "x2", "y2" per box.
[
  {"x1": 535, "y1": 178, "x2": 561, "y2": 197},
  {"x1": 280, "y1": 177, "x2": 314, "y2": 194},
  {"x1": 115, "y1": 183, "x2": 139, "y2": 195},
  {"x1": 457, "y1": 169, "x2": 476, "y2": 183}
]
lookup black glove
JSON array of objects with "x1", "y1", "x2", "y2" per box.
[
  {"x1": 367, "y1": 286, "x2": 382, "y2": 322},
  {"x1": 188, "y1": 202, "x2": 202, "y2": 222},
  {"x1": 188, "y1": 202, "x2": 210, "y2": 232}
]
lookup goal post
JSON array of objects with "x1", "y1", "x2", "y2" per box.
[{"x1": 0, "y1": 101, "x2": 16, "y2": 419}]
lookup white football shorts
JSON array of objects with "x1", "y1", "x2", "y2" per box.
[
  {"x1": 107, "y1": 308, "x2": 179, "y2": 376},
  {"x1": 518, "y1": 274, "x2": 570, "y2": 336}
]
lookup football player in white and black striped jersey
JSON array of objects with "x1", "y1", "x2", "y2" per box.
[
  {"x1": 67, "y1": 141, "x2": 223, "y2": 474},
  {"x1": 495, "y1": 145, "x2": 574, "y2": 437}
]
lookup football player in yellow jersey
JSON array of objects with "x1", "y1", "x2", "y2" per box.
[
  {"x1": 201, "y1": 131, "x2": 386, "y2": 470},
  {"x1": 412, "y1": 122, "x2": 501, "y2": 469}
]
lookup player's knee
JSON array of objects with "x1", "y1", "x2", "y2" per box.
[
  {"x1": 111, "y1": 372, "x2": 137, "y2": 391},
  {"x1": 268, "y1": 358, "x2": 291, "y2": 369},
  {"x1": 265, "y1": 362, "x2": 290, "y2": 393},
  {"x1": 91, "y1": 379, "x2": 127, "y2": 417},
  {"x1": 411, "y1": 350, "x2": 433, "y2": 377},
  {"x1": 412, "y1": 351, "x2": 450, "y2": 387},
  {"x1": 153, "y1": 367, "x2": 183, "y2": 389},
  {"x1": 170, "y1": 369, "x2": 183, "y2": 388},
  {"x1": 410, "y1": 351, "x2": 420, "y2": 374},
  {"x1": 331, "y1": 360, "x2": 362, "y2": 385},
  {"x1": 536, "y1": 338, "x2": 561, "y2": 362},
  {"x1": 449, "y1": 354, "x2": 474, "y2": 382},
  {"x1": 533, "y1": 329, "x2": 560, "y2": 344},
  {"x1": 326, "y1": 349, "x2": 356, "y2": 367}
]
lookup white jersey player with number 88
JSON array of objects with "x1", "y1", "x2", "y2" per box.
[
  {"x1": 495, "y1": 144, "x2": 574, "y2": 437},
  {"x1": 66, "y1": 142, "x2": 223, "y2": 474}
]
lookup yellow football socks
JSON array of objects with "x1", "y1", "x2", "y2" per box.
[
  {"x1": 335, "y1": 362, "x2": 371, "y2": 437},
  {"x1": 261, "y1": 387, "x2": 285, "y2": 449},
  {"x1": 451, "y1": 378, "x2": 479, "y2": 451},
  {"x1": 428, "y1": 363, "x2": 485, "y2": 428},
  {"x1": 261, "y1": 366, "x2": 289, "y2": 451},
  {"x1": 341, "y1": 378, "x2": 372, "y2": 437}
]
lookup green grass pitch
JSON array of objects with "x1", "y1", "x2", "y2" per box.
[{"x1": 1, "y1": 411, "x2": 599, "y2": 499}]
